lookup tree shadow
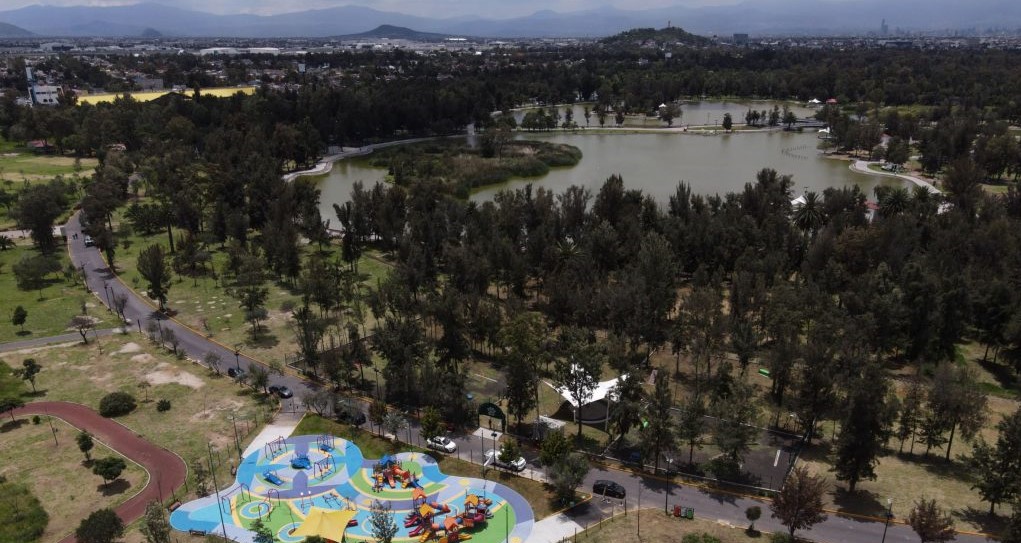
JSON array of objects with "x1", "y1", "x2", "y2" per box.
[
  {"x1": 0, "y1": 419, "x2": 27, "y2": 433},
  {"x1": 245, "y1": 331, "x2": 279, "y2": 349},
  {"x1": 97, "y1": 479, "x2": 131, "y2": 496},
  {"x1": 24, "y1": 389, "x2": 48, "y2": 398},
  {"x1": 15, "y1": 330, "x2": 32, "y2": 337},
  {"x1": 832, "y1": 487, "x2": 886, "y2": 517},
  {"x1": 975, "y1": 357, "x2": 1018, "y2": 393},
  {"x1": 955, "y1": 506, "x2": 1007, "y2": 535}
]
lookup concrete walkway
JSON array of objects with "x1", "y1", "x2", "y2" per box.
[
  {"x1": 241, "y1": 409, "x2": 306, "y2": 457},
  {"x1": 851, "y1": 160, "x2": 941, "y2": 194},
  {"x1": 526, "y1": 513, "x2": 586, "y2": 543},
  {"x1": 0, "y1": 328, "x2": 122, "y2": 353}
]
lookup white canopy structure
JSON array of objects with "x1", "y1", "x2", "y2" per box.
[{"x1": 546, "y1": 371, "x2": 630, "y2": 424}]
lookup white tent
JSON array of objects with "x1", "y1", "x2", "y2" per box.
[{"x1": 546, "y1": 371, "x2": 630, "y2": 424}]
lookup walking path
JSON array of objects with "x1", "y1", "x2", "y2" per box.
[
  {"x1": 10, "y1": 401, "x2": 188, "y2": 543},
  {"x1": 851, "y1": 160, "x2": 941, "y2": 194},
  {"x1": 526, "y1": 513, "x2": 586, "y2": 543},
  {"x1": 241, "y1": 409, "x2": 305, "y2": 457},
  {"x1": 0, "y1": 328, "x2": 121, "y2": 353}
]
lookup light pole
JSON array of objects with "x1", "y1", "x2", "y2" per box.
[
  {"x1": 881, "y1": 498, "x2": 893, "y2": 543},
  {"x1": 103, "y1": 281, "x2": 111, "y2": 309},
  {"x1": 234, "y1": 346, "x2": 241, "y2": 373},
  {"x1": 637, "y1": 483, "x2": 641, "y2": 538},
  {"x1": 372, "y1": 367, "x2": 381, "y2": 399}
]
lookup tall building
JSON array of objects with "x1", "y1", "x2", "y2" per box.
[{"x1": 881, "y1": 19, "x2": 889, "y2": 37}]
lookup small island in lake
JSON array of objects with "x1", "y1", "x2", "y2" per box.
[{"x1": 366, "y1": 138, "x2": 582, "y2": 197}]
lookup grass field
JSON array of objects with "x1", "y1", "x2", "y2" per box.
[
  {"x1": 0, "y1": 149, "x2": 95, "y2": 230},
  {"x1": 0, "y1": 416, "x2": 146, "y2": 543},
  {"x1": 0, "y1": 244, "x2": 109, "y2": 344},
  {"x1": 573, "y1": 509, "x2": 766, "y2": 543},
  {"x1": 0, "y1": 334, "x2": 277, "y2": 541}
]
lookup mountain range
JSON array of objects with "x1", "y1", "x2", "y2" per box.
[{"x1": 1, "y1": 0, "x2": 1020, "y2": 38}]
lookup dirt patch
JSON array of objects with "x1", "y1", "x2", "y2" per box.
[
  {"x1": 146, "y1": 369, "x2": 204, "y2": 389},
  {"x1": 116, "y1": 342, "x2": 142, "y2": 355},
  {"x1": 130, "y1": 353, "x2": 155, "y2": 363}
]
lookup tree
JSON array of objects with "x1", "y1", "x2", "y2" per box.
[
  {"x1": 92, "y1": 457, "x2": 127, "y2": 487},
  {"x1": 908, "y1": 499, "x2": 956, "y2": 543},
  {"x1": 722, "y1": 113, "x2": 733, "y2": 131},
  {"x1": 192, "y1": 459, "x2": 210, "y2": 497},
  {"x1": 251, "y1": 518, "x2": 274, "y2": 543},
  {"x1": 137, "y1": 381, "x2": 151, "y2": 403},
  {"x1": 1004, "y1": 504, "x2": 1021, "y2": 543},
  {"x1": 0, "y1": 396, "x2": 25, "y2": 421},
  {"x1": 677, "y1": 395, "x2": 707, "y2": 465},
  {"x1": 897, "y1": 380, "x2": 925, "y2": 454},
  {"x1": 250, "y1": 365, "x2": 269, "y2": 394},
  {"x1": 539, "y1": 431, "x2": 572, "y2": 467},
  {"x1": 98, "y1": 391, "x2": 137, "y2": 417},
  {"x1": 140, "y1": 500, "x2": 171, "y2": 543},
  {"x1": 710, "y1": 379, "x2": 759, "y2": 465},
  {"x1": 11, "y1": 305, "x2": 27, "y2": 332},
  {"x1": 203, "y1": 352, "x2": 222, "y2": 374},
  {"x1": 18, "y1": 358, "x2": 41, "y2": 393},
  {"x1": 833, "y1": 363, "x2": 897, "y2": 492},
  {"x1": 928, "y1": 364, "x2": 987, "y2": 460},
  {"x1": 745, "y1": 506, "x2": 762, "y2": 533},
  {"x1": 382, "y1": 411, "x2": 409, "y2": 444},
  {"x1": 968, "y1": 407, "x2": 1021, "y2": 513},
  {"x1": 69, "y1": 315, "x2": 95, "y2": 344},
  {"x1": 75, "y1": 508, "x2": 124, "y2": 543},
  {"x1": 770, "y1": 465, "x2": 828, "y2": 539},
  {"x1": 11, "y1": 180, "x2": 67, "y2": 252},
  {"x1": 549, "y1": 452, "x2": 590, "y2": 505},
  {"x1": 500, "y1": 312, "x2": 547, "y2": 430},
  {"x1": 13, "y1": 254, "x2": 60, "y2": 297},
  {"x1": 233, "y1": 252, "x2": 270, "y2": 339},
  {"x1": 137, "y1": 244, "x2": 172, "y2": 311},
  {"x1": 553, "y1": 327, "x2": 603, "y2": 438},
  {"x1": 419, "y1": 406, "x2": 443, "y2": 442},
  {"x1": 640, "y1": 371, "x2": 677, "y2": 472},
  {"x1": 369, "y1": 398, "x2": 387, "y2": 429},
  {"x1": 301, "y1": 390, "x2": 332, "y2": 416},
  {"x1": 369, "y1": 499, "x2": 398, "y2": 543},
  {"x1": 292, "y1": 304, "x2": 325, "y2": 376},
  {"x1": 76, "y1": 431, "x2": 94, "y2": 462},
  {"x1": 498, "y1": 439, "x2": 522, "y2": 466}
]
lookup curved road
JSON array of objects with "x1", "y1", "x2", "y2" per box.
[{"x1": 11, "y1": 401, "x2": 187, "y2": 543}]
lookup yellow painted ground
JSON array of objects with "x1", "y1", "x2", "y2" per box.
[{"x1": 77, "y1": 86, "x2": 255, "y2": 105}]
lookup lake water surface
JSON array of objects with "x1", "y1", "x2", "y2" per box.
[{"x1": 316, "y1": 129, "x2": 896, "y2": 217}]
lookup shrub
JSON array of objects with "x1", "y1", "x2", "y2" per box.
[
  {"x1": 156, "y1": 399, "x2": 171, "y2": 412},
  {"x1": 31, "y1": 415, "x2": 41, "y2": 425},
  {"x1": 98, "y1": 391, "x2": 137, "y2": 417}
]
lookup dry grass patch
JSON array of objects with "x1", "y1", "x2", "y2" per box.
[
  {"x1": 0, "y1": 417, "x2": 145, "y2": 543},
  {"x1": 577, "y1": 509, "x2": 767, "y2": 543}
]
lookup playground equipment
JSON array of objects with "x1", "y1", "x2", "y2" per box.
[
  {"x1": 317, "y1": 434, "x2": 335, "y2": 452},
  {"x1": 218, "y1": 483, "x2": 251, "y2": 515},
  {"x1": 291, "y1": 452, "x2": 312, "y2": 470},
  {"x1": 262, "y1": 470, "x2": 284, "y2": 486},
  {"x1": 373, "y1": 455, "x2": 421, "y2": 489},
  {"x1": 265, "y1": 436, "x2": 287, "y2": 458},
  {"x1": 313, "y1": 456, "x2": 335, "y2": 479}
]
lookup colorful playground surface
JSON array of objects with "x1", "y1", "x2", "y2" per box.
[{"x1": 170, "y1": 434, "x2": 534, "y2": 543}]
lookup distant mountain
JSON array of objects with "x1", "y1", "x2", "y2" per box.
[
  {"x1": 0, "y1": 21, "x2": 33, "y2": 37},
  {"x1": 336, "y1": 25, "x2": 452, "y2": 42},
  {"x1": 600, "y1": 27, "x2": 714, "y2": 48},
  {"x1": 140, "y1": 27, "x2": 163, "y2": 38},
  {"x1": 1, "y1": 0, "x2": 1021, "y2": 38}
]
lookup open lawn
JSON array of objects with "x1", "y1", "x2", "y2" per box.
[
  {"x1": 0, "y1": 334, "x2": 276, "y2": 538},
  {"x1": 574, "y1": 508, "x2": 766, "y2": 543},
  {"x1": 0, "y1": 244, "x2": 109, "y2": 344},
  {"x1": 0, "y1": 151, "x2": 95, "y2": 229},
  {"x1": 293, "y1": 414, "x2": 560, "y2": 519},
  {"x1": 0, "y1": 416, "x2": 146, "y2": 543},
  {"x1": 106, "y1": 224, "x2": 390, "y2": 368}
]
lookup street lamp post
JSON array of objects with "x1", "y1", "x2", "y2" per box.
[
  {"x1": 637, "y1": 483, "x2": 641, "y2": 538},
  {"x1": 372, "y1": 367, "x2": 381, "y2": 399},
  {"x1": 881, "y1": 498, "x2": 894, "y2": 543},
  {"x1": 234, "y1": 347, "x2": 241, "y2": 373},
  {"x1": 103, "y1": 281, "x2": 111, "y2": 309}
]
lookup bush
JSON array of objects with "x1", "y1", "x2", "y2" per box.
[
  {"x1": 0, "y1": 481, "x2": 49, "y2": 542},
  {"x1": 682, "y1": 534, "x2": 721, "y2": 543},
  {"x1": 98, "y1": 391, "x2": 137, "y2": 417},
  {"x1": 770, "y1": 533, "x2": 794, "y2": 543},
  {"x1": 156, "y1": 399, "x2": 171, "y2": 412},
  {"x1": 31, "y1": 415, "x2": 41, "y2": 425}
]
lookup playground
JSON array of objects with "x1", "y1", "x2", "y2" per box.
[{"x1": 170, "y1": 434, "x2": 534, "y2": 543}]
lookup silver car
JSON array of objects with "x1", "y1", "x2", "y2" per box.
[
  {"x1": 426, "y1": 435, "x2": 457, "y2": 453},
  {"x1": 485, "y1": 449, "x2": 526, "y2": 471}
]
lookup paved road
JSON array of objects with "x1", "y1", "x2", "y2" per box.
[
  {"x1": 10, "y1": 401, "x2": 187, "y2": 543},
  {"x1": 64, "y1": 211, "x2": 993, "y2": 543}
]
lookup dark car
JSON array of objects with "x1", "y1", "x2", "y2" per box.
[
  {"x1": 227, "y1": 367, "x2": 246, "y2": 379},
  {"x1": 593, "y1": 480, "x2": 626, "y2": 499},
  {"x1": 337, "y1": 409, "x2": 366, "y2": 426},
  {"x1": 268, "y1": 385, "x2": 293, "y2": 399}
]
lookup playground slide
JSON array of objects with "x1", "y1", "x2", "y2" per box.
[
  {"x1": 405, "y1": 517, "x2": 422, "y2": 528},
  {"x1": 419, "y1": 529, "x2": 435, "y2": 543},
  {"x1": 387, "y1": 473, "x2": 396, "y2": 488},
  {"x1": 262, "y1": 471, "x2": 283, "y2": 486},
  {"x1": 457, "y1": 535, "x2": 472, "y2": 541},
  {"x1": 408, "y1": 524, "x2": 426, "y2": 536},
  {"x1": 428, "y1": 502, "x2": 450, "y2": 514}
]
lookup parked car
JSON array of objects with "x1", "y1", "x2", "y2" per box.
[
  {"x1": 227, "y1": 367, "x2": 246, "y2": 380},
  {"x1": 592, "y1": 480, "x2": 626, "y2": 499},
  {"x1": 268, "y1": 385, "x2": 293, "y2": 399},
  {"x1": 426, "y1": 436, "x2": 457, "y2": 453},
  {"x1": 83, "y1": 235, "x2": 95, "y2": 247},
  {"x1": 337, "y1": 409, "x2": 366, "y2": 426},
  {"x1": 485, "y1": 449, "x2": 526, "y2": 472}
]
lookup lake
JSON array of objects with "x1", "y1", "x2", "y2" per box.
[
  {"x1": 510, "y1": 100, "x2": 817, "y2": 128},
  {"x1": 315, "y1": 129, "x2": 897, "y2": 217}
]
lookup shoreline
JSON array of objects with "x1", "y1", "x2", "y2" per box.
[{"x1": 846, "y1": 159, "x2": 941, "y2": 194}]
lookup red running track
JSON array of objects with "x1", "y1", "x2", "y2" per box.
[{"x1": 11, "y1": 401, "x2": 188, "y2": 543}]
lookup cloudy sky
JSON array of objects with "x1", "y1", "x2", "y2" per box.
[{"x1": 0, "y1": 0, "x2": 736, "y2": 18}]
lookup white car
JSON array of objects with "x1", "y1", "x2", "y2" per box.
[
  {"x1": 426, "y1": 436, "x2": 457, "y2": 453},
  {"x1": 485, "y1": 449, "x2": 526, "y2": 472}
]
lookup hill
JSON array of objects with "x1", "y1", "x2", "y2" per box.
[
  {"x1": 0, "y1": 21, "x2": 32, "y2": 37},
  {"x1": 336, "y1": 24, "x2": 452, "y2": 42},
  {"x1": 600, "y1": 27, "x2": 713, "y2": 48}
]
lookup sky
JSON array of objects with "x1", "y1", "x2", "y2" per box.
[{"x1": 0, "y1": 0, "x2": 738, "y2": 18}]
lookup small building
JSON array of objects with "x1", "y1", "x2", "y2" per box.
[{"x1": 29, "y1": 85, "x2": 61, "y2": 106}]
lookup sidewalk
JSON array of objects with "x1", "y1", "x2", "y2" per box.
[
  {"x1": 241, "y1": 409, "x2": 306, "y2": 457},
  {"x1": 526, "y1": 513, "x2": 586, "y2": 543}
]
